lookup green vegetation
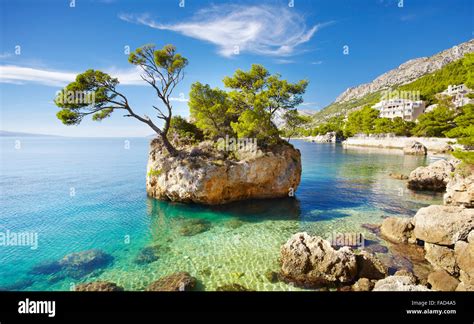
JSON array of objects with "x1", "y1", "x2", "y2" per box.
[
  {"x1": 55, "y1": 44, "x2": 188, "y2": 155},
  {"x1": 280, "y1": 110, "x2": 312, "y2": 140},
  {"x1": 398, "y1": 53, "x2": 473, "y2": 105},
  {"x1": 313, "y1": 53, "x2": 473, "y2": 124},
  {"x1": 189, "y1": 64, "x2": 308, "y2": 145},
  {"x1": 343, "y1": 106, "x2": 380, "y2": 137},
  {"x1": 168, "y1": 116, "x2": 204, "y2": 144},
  {"x1": 147, "y1": 168, "x2": 162, "y2": 177}
]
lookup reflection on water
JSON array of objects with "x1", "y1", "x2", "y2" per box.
[{"x1": 0, "y1": 138, "x2": 443, "y2": 291}]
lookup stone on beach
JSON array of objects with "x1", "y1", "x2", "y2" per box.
[
  {"x1": 279, "y1": 233, "x2": 358, "y2": 287},
  {"x1": 413, "y1": 205, "x2": 474, "y2": 245},
  {"x1": 380, "y1": 217, "x2": 416, "y2": 244},
  {"x1": 407, "y1": 159, "x2": 459, "y2": 191},
  {"x1": 373, "y1": 275, "x2": 430, "y2": 291}
]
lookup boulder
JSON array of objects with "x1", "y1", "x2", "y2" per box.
[
  {"x1": 455, "y1": 241, "x2": 474, "y2": 285},
  {"x1": 427, "y1": 270, "x2": 459, "y2": 291},
  {"x1": 455, "y1": 282, "x2": 474, "y2": 291},
  {"x1": 424, "y1": 243, "x2": 458, "y2": 275},
  {"x1": 403, "y1": 141, "x2": 427, "y2": 156},
  {"x1": 352, "y1": 278, "x2": 375, "y2": 291},
  {"x1": 444, "y1": 174, "x2": 474, "y2": 208},
  {"x1": 373, "y1": 275, "x2": 430, "y2": 291},
  {"x1": 280, "y1": 233, "x2": 358, "y2": 287},
  {"x1": 380, "y1": 217, "x2": 415, "y2": 244},
  {"x1": 394, "y1": 269, "x2": 419, "y2": 284},
  {"x1": 356, "y1": 251, "x2": 388, "y2": 280},
  {"x1": 145, "y1": 272, "x2": 196, "y2": 291},
  {"x1": 75, "y1": 281, "x2": 124, "y2": 292},
  {"x1": 407, "y1": 159, "x2": 459, "y2": 191},
  {"x1": 413, "y1": 205, "x2": 474, "y2": 245},
  {"x1": 146, "y1": 140, "x2": 302, "y2": 205}
]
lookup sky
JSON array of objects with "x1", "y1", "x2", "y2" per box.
[{"x1": 0, "y1": 0, "x2": 473, "y2": 137}]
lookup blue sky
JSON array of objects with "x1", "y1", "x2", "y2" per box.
[{"x1": 0, "y1": 0, "x2": 472, "y2": 137}]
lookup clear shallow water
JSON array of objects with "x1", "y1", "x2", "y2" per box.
[{"x1": 0, "y1": 138, "x2": 443, "y2": 291}]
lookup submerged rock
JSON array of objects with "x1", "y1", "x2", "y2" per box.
[
  {"x1": 388, "y1": 172, "x2": 409, "y2": 180},
  {"x1": 216, "y1": 283, "x2": 250, "y2": 291},
  {"x1": 380, "y1": 217, "x2": 415, "y2": 244},
  {"x1": 59, "y1": 249, "x2": 114, "y2": 278},
  {"x1": 133, "y1": 245, "x2": 163, "y2": 265},
  {"x1": 179, "y1": 219, "x2": 212, "y2": 236},
  {"x1": 373, "y1": 275, "x2": 430, "y2": 291},
  {"x1": 264, "y1": 270, "x2": 280, "y2": 283},
  {"x1": 224, "y1": 218, "x2": 245, "y2": 229},
  {"x1": 75, "y1": 281, "x2": 124, "y2": 292},
  {"x1": 146, "y1": 140, "x2": 302, "y2": 205},
  {"x1": 280, "y1": 233, "x2": 358, "y2": 287},
  {"x1": 146, "y1": 272, "x2": 196, "y2": 291},
  {"x1": 413, "y1": 205, "x2": 474, "y2": 245},
  {"x1": 30, "y1": 249, "x2": 113, "y2": 279}
]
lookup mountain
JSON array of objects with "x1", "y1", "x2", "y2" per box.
[
  {"x1": 313, "y1": 39, "x2": 474, "y2": 123},
  {"x1": 0, "y1": 130, "x2": 61, "y2": 137}
]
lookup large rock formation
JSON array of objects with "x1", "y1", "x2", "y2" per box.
[
  {"x1": 407, "y1": 159, "x2": 459, "y2": 191},
  {"x1": 413, "y1": 205, "x2": 474, "y2": 245},
  {"x1": 444, "y1": 173, "x2": 474, "y2": 208},
  {"x1": 146, "y1": 139, "x2": 302, "y2": 205},
  {"x1": 380, "y1": 217, "x2": 416, "y2": 244},
  {"x1": 335, "y1": 40, "x2": 474, "y2": 103},
  {"x1": 280, "y1": 233, "x2": 358, "y2": 287}
]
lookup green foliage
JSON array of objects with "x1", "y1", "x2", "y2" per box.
[
  {"x1": 223, "y1": 64, "x2": 308, "y2": 143},
  {"x1": 445, "y1": 104, "x2": 474, "y2": 139},
  {"x1": 281, "y1": 110, "x2": 311, "y2": 140},
  {"x1": 168, "y1": 116, "x2": 203, "y2": 144},
  {"x1": 373, "y1": 117, "x2": 415, "y2": 136},
  {"x1": 452, "y1": 150, "x2": 474, "y2": 165},
  {"x1": 147, "y1": 168, "x2": 162, "y2": 177},
  {"x1": 412, "y1": 104, "x2": 456, "y2": 137},
  {"x1": 129, "y1": 44, "x2": 188, "y2": 75},
  {"x1": 55, "y1": 69, "x2": 119, "y2": 125},
  {"x1": 311, "y1": 116, "x2": 345, "y2": 137},
  {"x1": 343, "y1": 106, "x2": 380, "y2": 137},
  {"x1": 189, "y1": 82, "x2": 236, "y2": 139}
]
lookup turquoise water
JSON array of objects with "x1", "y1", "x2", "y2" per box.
[{"x1": 0, "y1": 138, "x2": 443, "y2": 291}]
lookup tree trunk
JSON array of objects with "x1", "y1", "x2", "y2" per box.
[{"x1": 160, "y1": 133, "x2": 178, "y2": 156}]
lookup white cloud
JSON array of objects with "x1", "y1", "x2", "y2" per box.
[
  {"x1": 169, "y1": 96, "x2": 189, "y2": 102},
  {"x1": 311, "y1": 61, "x2": 323, "y2": 65},
  {"x1": 0, "y1": 65, "x2": 144, "y2": 87},
  {"x1": 120, "y1": 5, "x2": 323, "y2": 57}
]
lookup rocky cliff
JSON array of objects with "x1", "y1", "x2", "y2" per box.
[
  {"x1": 335, "y1": 39, "x2": 474, "y2": 103},
  {"x1": 146, "y1": 139, "x2": 302, "y2": 205}
]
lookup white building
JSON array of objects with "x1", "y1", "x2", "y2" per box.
[
  {"x1": 372, "y1": 99, "x2": 426, "y2": 121},
  {"x1": 441, "y1": 84, "x2": 473, "y2": 108}
]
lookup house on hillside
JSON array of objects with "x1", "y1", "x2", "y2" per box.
[
  {"x1": 372, "y1": 99, "x2": 426, "y2": 121},
  {"x1": 440, "y1": 84, "x2": 473, "y2": 108}
]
